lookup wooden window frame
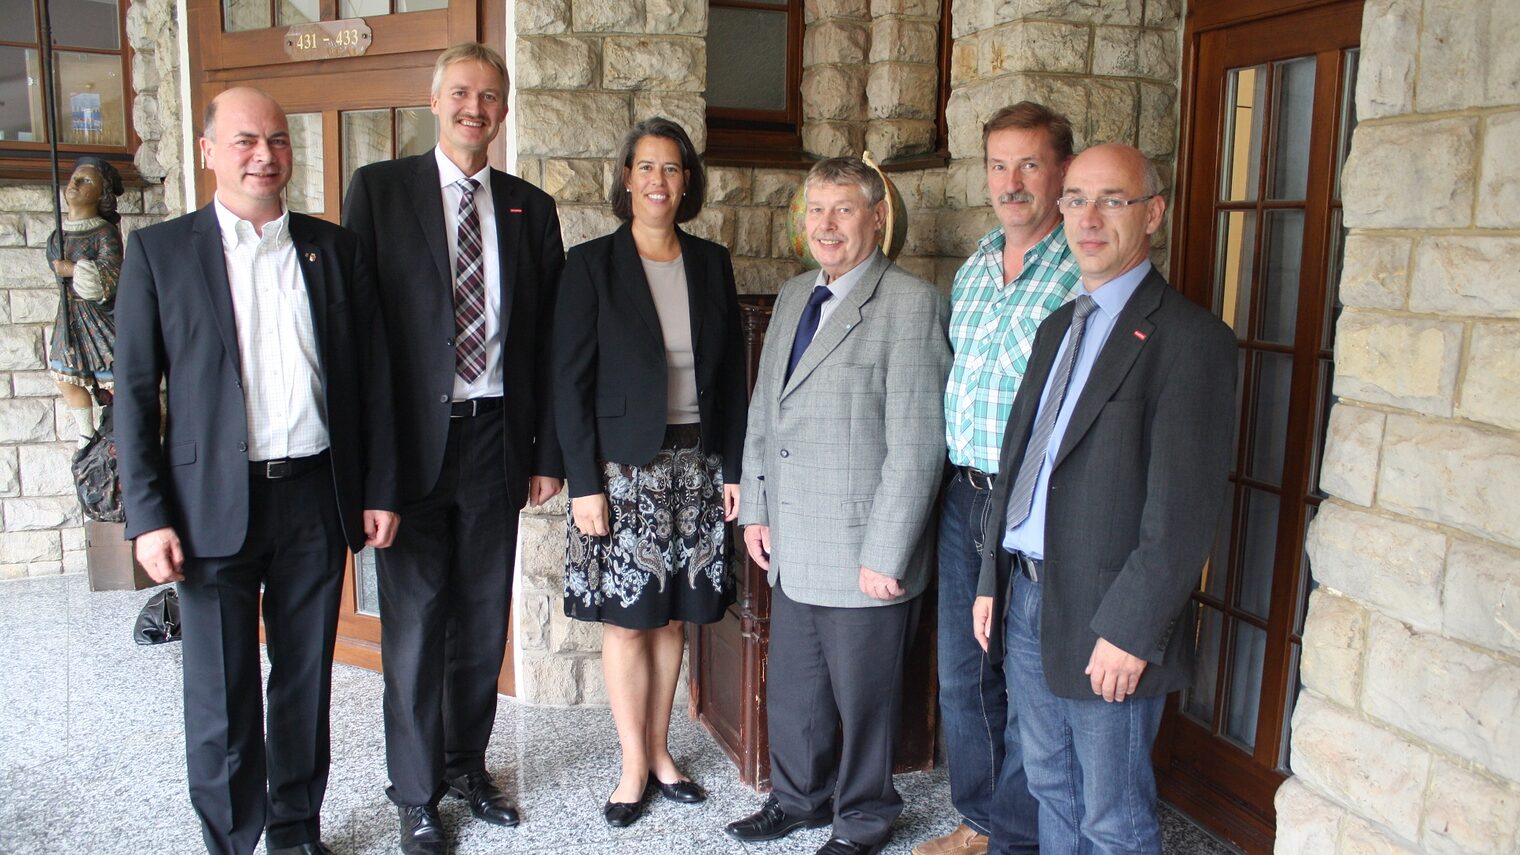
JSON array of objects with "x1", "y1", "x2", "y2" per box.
[{"x1": 0, "y1": 0, "x2": 141, "y2": 183}]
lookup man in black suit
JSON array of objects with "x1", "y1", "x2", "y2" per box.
[
  {"x1": 341, "y1": 42, "x2": 564, "y2": 855},
  {"x1": 972, "y1": 143, "x2": 1236, "y2": 855},
  {"x1": 116, "y1": 87, "x2": 399, "y2": 855}
]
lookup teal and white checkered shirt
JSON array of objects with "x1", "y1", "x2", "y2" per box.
[{"x1": 944, "y1": 224, "x2": 1080, "y2": 474}]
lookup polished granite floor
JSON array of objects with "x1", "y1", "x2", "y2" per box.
[{"x1": 0, "y1": 575, "x2": 1239, "y2": 855}]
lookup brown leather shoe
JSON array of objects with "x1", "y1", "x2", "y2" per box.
[{"x1": 911, "y1": 824, "x2": 990, "y2": 855}]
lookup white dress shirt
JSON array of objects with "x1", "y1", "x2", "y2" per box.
[
  {"x1": 435, "y1": 146, "x2": 504, "y2": 401},
  {"x1": 813, "y1": 248, "x2": 877, "y2": 327},
  {"x1": 213, "y1": 196, "x2": 329, "y2": 461}
]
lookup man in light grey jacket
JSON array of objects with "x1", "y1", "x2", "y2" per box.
[{"x1": 724, "y1": 157, "x2": 951, "y2": 855}]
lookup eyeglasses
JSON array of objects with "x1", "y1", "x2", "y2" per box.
[{"x1": 1056, "y1": 194, "x2": 1157, "y2": 213}]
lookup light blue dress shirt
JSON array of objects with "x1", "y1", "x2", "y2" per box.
[{"x1": 1003, "y1": 261, "x2": 1152, "y2": 560}]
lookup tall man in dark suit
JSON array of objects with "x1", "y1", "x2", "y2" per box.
[
  {"x1": 341, "y1": 42, "x2": 564, "y2": 855},
  {"x1": 973, "y1": 143, "x2": 1236, "y2": 854},
  {"x1": 116, "y1": 87, "x2": 399, "y2": 855}
]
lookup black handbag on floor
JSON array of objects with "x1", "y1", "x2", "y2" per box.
[{"x1": 133, "y1": 588, "x2": 182, "y2": 645}]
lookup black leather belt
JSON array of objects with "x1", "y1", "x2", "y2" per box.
[
  {"x1": 450, "y1": 396, "x2": 503, "y2": 418},
  {"x1": 1011, "y1": 550, "x2": 1043, "y2": 583},
  {"x1": 251, "y1": 450, "x2": 328, "y2": 480},
  {"x1": 958, "y1": 465, "x2": 996, "y2": 491}
]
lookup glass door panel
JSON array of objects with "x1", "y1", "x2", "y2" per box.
[{"x1": 285, "y1": 111, "x2": 325, "y2": 214}]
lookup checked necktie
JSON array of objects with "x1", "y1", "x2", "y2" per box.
[
  {"x1": 452, "y1": 177, "x2": 488, "y2": 383},
  {"x1": 1005, "y1": 294, "x2": 1098, "y2": 531},
  {"x1": 785, "y1": 284, "x2": 834, "y2": 384}
]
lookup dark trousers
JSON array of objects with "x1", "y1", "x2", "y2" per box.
[
  {"x1": 937, "y1": 471, "x2": 1039, "y2": 852},
  {"x1": 177, "y1": 464, "x2": 346, "y2": 855},
  {"x1": 377, "y1": 409, "x2": 515, "y2": 807},
  {"x1": 767, "y1": 582, "x2": 919, "y2": 846}
]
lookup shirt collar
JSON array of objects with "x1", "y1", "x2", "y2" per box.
[
  {"x1": 213, "y1": 195, "x2": 289, "y2": 250},
  {"x1": 435, "y1": 146, "x2": 492, "y2": 190},
  {"x1": 814, "y1": 248, "x2": 881, "y2": 302},
  {"x1": 1086, "y1": 260, "x2": 1151, "y2": 319},
  {"x1": 975, "y1": 223, "x2": 1068, "y2": 280}
]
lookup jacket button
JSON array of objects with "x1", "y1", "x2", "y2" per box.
[
  {"x1": 234, "y1": 379, "x2": 242, "y2": 388},
  {"x1": 445, "y1": 337, "x2": 453, "y2": 346},
  {"x1": 237, "y1": 441, "x2": 247, "y2": 452},
  {"x1": 699, "y1": 389, "x2": 707, "y2": 398},
  {"x1": 440, "y1": 394, "x2": 449, "y2": 403},
  {"x1": 779, "y1": 449, "x2": 789, "y2": 458}
]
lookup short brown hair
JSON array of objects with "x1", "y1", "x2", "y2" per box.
[
  {"x1": 982, "y1": 101, "x2": 1075, "y2": 162},
  {"x1": 432, "y1": 42, "x2": 509, "y2": 98},
  {"x1": 609, "y1": 117, "x2": 706, "y2": 224},
  {"x1": 803, "y1": 157, "x2": 886, "y2": 208}
]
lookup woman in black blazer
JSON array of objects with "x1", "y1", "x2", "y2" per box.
[{"x1": 553, "y1": 117, "x2": 747, "y2": 827}]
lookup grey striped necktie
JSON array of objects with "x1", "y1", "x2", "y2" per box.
[
  {"x1": 1005, "y1": 294, "x2": 1098, "y2": 531},
  {"x1": 453, "y1": 177, "x2": 487, "y2": 383}
]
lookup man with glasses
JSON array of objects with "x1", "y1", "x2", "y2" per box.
[
  {"x1": 971, "y1": 143, "x2": 1236, "y2": 855},
  {"x1": 918, "y1": 102, "x2": 1079, "y2": 855}
]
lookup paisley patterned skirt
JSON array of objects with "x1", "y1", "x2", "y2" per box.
[{"x1": 564, "y1": 424, "x2": 734, "y2": 629}]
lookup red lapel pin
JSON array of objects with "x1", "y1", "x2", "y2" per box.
[
  {"x1": 509, "y1": 208, "x2": 523, "y2": 214},
  {"x1": 1133, "y1": 330, "x2": 1147, "y2": 341}
]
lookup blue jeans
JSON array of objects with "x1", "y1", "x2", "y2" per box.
[
  {"x1": 936, "y1": 471, "x2": 1038, "y2": 853},
  {"x1": 1005, "y1": 572, "x2": 1165, "y2": 855}
]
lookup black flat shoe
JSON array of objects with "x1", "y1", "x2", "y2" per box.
[
  {"x1": 648, "y1": 771, "x2": 706, "y2": 804},
  {"x1": 603, "y1": 783, "x2": 648, "y2": 828}
]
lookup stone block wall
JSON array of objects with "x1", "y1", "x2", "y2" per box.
[
  {"x1": 1277, "y1": 0, "x2": 1520, "y2": 851},
  {"x1": 0, "y1": 0, "x2": 181, "y2": 579}
]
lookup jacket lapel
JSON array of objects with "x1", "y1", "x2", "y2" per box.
[
  {"x1": 288, "y1": 213, "x2": 330, "y2": 381},
  {"x1": 1052, "y1": 272, "x2": 1163, "y2": 470},
  {"x1": 677, "y1": 229, "x2": 708, "y2": 355},
  {"x1": 612, "y1": 224, "x2": 664, "y2": 345},
  {"x1": 191, "y1": 205, "x2": 243, "y2": 379},
  {"x1": 490, "y1": 168, "x2": 523, "y2": 337},
  {"x1": 780, "y1": 251, "x2": 889, "y2": 398},
  {"x1": 411, "y1": 152, "x2": 452, "y2": 292}
]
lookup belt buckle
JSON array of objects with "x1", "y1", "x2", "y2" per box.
[
  {"x1": 453, "y1": 398, "x2": 477, "y2": 419},
  {"x1": 971, "y1": 468, "x2": 993, "y2": 490},
  {"x1": 265, "y1": 459, "x2": 290, "y2": 479}
]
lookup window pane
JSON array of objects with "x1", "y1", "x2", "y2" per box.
[
  {"x1": 1335, "y1": 49, "x2": 1359, "y2": 200},
  {"x1": 54, "y1": 50, "x2": 126, "y2": 146},
  {"x1": 276, "y1": 0, "x2": 318, "y2": 25},
  {"x1": 1248, "y1": 351, "x2": 1293, "y2": 484},
  {"x1": 340, "y1": 0, "x2": 388, "y2": 16},
  {"x1": 1268, "y1": 56, "x2": 1316, "y2": 201},
  {"x1": 1324, "y1": 207, "x2": 1345, "y2": 350},
  {"x1": 341, "y1": 109, "x2": 391, "y2": 200},
  {"x1": 1225, "y1": 620, "x2": 1268, "y2": 749},
  {"x1": 0, "y1": 47, "x2": 42, "y2": 142},
  {"x1": 51, "y1": 0, "x2": 120, "y2": 50},
  {"x1": 398, "y1": 0, "x2": 447, "y2": 11},
  {"x1": 285, "y1": 111, "x2": 324, "y2": 214},
  {"x1": 1202, "y1": 524, "x2": 1229, "y2": 601},
  {"x1": 1259, "y1": 209, "x2": 1304, "y2": 344},
  {"x1": 223, "y1": 0, "x2": 270, "y2": 31},
  {"x1": 0, "y1": 0, "x2": 35, "y2": 42},
  {"x1": 1236, "y1": 488, "x2": 1280, "y2": 619},
  {"x1": 1220, "y1": 65, "x2": 1265, "y2": 203},
  {"x1": 1184, "y1": 605, "x2": 1224, "y2": 726},
  {"x1": 396, "y1": 106, "x2": 436, "y2": 157},
  {"x1": 1310, "y1": 359, "x2": 1334, "y2": 497},
  {"x1": 1278, "y1": 640, "x2": 1301, "y2": 770},
  {"x1": 1213, "y1": 210, "x2": 1256, "y2": 338},
  {"x1": 708, "y1": 7, "x2": 788, "y2": 112}
]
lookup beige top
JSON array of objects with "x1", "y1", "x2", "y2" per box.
[{"x1": 642, "y1": 255, "x2": 700, "y2": 424}]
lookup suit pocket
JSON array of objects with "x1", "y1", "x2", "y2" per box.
[
  {"x1": 166, "y1": 441, "x2": 196, "y2": 466},
  {"x1": 596, "y1": 395, "x2": 626, "y2": 418},
  {"x1": 840, "y1": 498, "x2": 872, "y2": 527}
]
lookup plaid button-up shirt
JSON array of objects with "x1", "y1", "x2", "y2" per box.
[{"x1": 944, "y1": 224, "x2": 1080, "y2": 474}]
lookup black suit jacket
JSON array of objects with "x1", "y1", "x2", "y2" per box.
[
  {"x1": 116, "y1": 206, "x2": 399, "y2": 558},
  {"x1": 977, "y1": 269, "x2": 1236, "y2": 699},
  {"x1": 553, "y1": 224, "x2": 747, "y2": 498},
  {"x1": 342, "y1": 151, "x2": 565, "y2": 509}
]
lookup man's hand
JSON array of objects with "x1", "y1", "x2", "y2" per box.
[
  {"x1": 135, "y1": 527, "x2": 185, "y2": 584},
  {"x1": 723, "y1": 484, "x2": 740, "y2": 522},
  {"x1": 363, "y1": 510, "x2": 399, "y2": 549},
  {"x1": 571, "y1": 493, "x2": 610, "y2": 537},
  {"x1": 529, "y1": 476, "x2": 563, "y2": 507},
  {"x1": 972, "y1": 595, "x2": 995, "y2": 653},
  {"x1": 859, "y1": 566, "x2": 904, "y2": 601},
  {"x1": 743, "y1": 524, "x2": 771, "y2": 570},
  {"x1": 1085, "y1": 637, "x2": 1148, "y2": 702}
]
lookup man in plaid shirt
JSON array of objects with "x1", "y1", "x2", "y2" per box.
[{"x1": 914, "y1": 103, "x2": 1080, "y2": 855}]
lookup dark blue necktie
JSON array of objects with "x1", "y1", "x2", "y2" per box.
[{"x1": 786, "y1": 285, "x2": 833, "y2": 383}]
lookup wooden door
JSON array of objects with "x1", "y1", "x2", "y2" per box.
[
  {"x1": 186, "y1": 0, "x2": 516, "y2": 693},
  {"x1": 1153, "y1": 1, "x2": 1362, "y2": 850}
]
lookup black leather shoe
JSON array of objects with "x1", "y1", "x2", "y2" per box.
[
  {"x1": 268, "y1": 844, "x2": 335, "y2": 855},
  {"x1": 448, "y1": 770, "x2": 521, "y2": 827},
  {"x1": 816, "y1": 837, "x2": 884, "y2": 855},
  {"x1": 398, "y1": 804, "x2": 447, "y2": 855},
  {"x1": 725, "y1": 795, "x2": 831, "y2": 841},
  {"x1": 648, "y1": 771, "x2": 706, "y2": 804},
  {"x1": 603, "y1": 784, "x2": 647, "y2": 828}
]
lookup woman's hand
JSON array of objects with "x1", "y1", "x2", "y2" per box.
[
  {"x1": 571, "y1": 493, "x2": 611, "y2": 537},
  {"x1": 723, "y1": 484, "x2": 740, "y2": 522}
]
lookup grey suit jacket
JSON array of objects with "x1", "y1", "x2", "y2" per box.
[
  {"x1": 739, "y1": 251, "x2": 951, "y2": 609},
  {"x1": 977, "y1": 269, "x2": 1237, "y2": 699}
]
